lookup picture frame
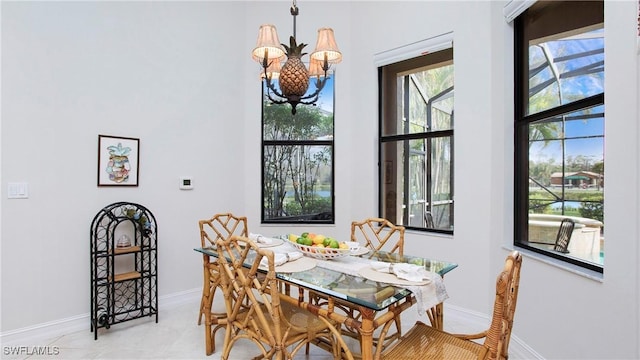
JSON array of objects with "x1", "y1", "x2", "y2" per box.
[{"x1": 97, "y1": 135, "x2": 140, "y2": 187}]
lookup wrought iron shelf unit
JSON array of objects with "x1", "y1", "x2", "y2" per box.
[{"x1": 90, "y1": 202, "x2": 158, "y2": 340}]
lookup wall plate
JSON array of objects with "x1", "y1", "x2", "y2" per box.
[{"x1": 179, "y1": 177, "x2": 193, "y2": 190}]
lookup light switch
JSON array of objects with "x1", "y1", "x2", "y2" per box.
[{"x1": 8, "y1": 182, "x2": 29, "y2": 199}]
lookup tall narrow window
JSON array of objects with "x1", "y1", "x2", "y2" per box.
[
  {"x1": 261, "y1": 77, "x2": 335, "y2": 224},
  {"x1": 514, "y1": 1, "x2": 604, "y2": 272},
  {"x1": 379, "y1": 48, "x2": 454, "y2": 233}
]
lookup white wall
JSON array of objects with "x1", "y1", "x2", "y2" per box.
[
  {"x1": 2, "y1": 1, "x2": 639, "y2": 359},
  {"x1": 0, "y1": 1, "x2": 246, "y2": 330}
]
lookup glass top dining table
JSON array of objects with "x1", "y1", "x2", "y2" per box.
[
  {"x1": 194, "y1": 243, "x2": 457, "y2": 312},
  {"x1": 195, "y1": 238, "x2": 457, "y2": 359}
]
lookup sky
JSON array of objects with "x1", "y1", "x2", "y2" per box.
[
  {"x1": 529, "y1": 30, "x2": 604, "y2": 165},
  {"x1": 261, "y1": 66, "x2": 335, "y2": 114}
]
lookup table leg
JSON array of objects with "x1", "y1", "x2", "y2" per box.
[
  {"x1": 426, "y1": 302, "x2": 444, "y2": 330},
  {"x1": 203, "y1": 266, "x2": 214, "y2": 356},
  {"x1": 359, "y1": 307, "x2": 375, "y2": 360}
]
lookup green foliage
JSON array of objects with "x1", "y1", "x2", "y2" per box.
[
  {"x1": 529, "y1": 121, "x2": 560, "y2": 145},
  {"x1": 263, "y1": 101, "x2": 332, "y2": 140},
  {"x1": 529, "y1": 199, "x2": 552, "y2": 214},
  {"x1": 529, "y1": 158, "x2": 558, "y2": 186},
  {"x1": 284, "y1": 196, "x2": 331, "y2": 216},
  {"x1": 262, "y1": 100, "x2": 333, "y2": 219},
  {"x1": 529, "y1": 190, "x2": 603, "y2": 221},
  {"x1": 580, "y1": 198, "x2": 604, "y2": 223},
  {"x1": 591, "y1": 161, "x2": 604, "y2": 174}
]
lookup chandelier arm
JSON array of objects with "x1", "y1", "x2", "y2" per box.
[
  {"x1": 263, "y1": 77, "x2": 287, "y2": 100},
  {"x1": 299, "y1": 88, "x2": 322, "y2": 102},
  {"x1": 265, "y1": 85, "x2": 289, "y2": 105},
  {"x1": 299, "y1": 71, "x2": 330, "y2": 101},
  {"x1": 267, "y1": 94, "x2": 290, "y2": 105},
  {"x1": 298, "y1": 94, "x2": 322, "y2": 106}
]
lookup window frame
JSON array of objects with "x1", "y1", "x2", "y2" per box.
[
  {"x1": 513, "y1": 1, "x2": 604, "y2": 273},
  {"x1": 260, "y1": 81, "x2": 336, "y2": 225},
  {"x1": 378, "y1": 48, "x2": 454, "y2": 234}
]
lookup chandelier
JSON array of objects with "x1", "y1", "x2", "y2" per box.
[{"x1": 252, "y1": 0, "x2": 342, "y2": 115}]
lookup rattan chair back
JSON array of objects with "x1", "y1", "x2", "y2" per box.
[
  {"x1": 553, "y1": 218, "x2": 575, "y2": 253},
  {"x1": 216, "y1": 235, "x2": 285, "y2": 359},
  {"x1": 382, "y1": 251, "x2": 523, "y2": 360},
  {"x1": 483, "y1": 251, "x2": 523, "y2": 359},
  {"x1": 216, "y1": 235, "x2": 351, "y2": 360},
  {"x1": 197, "y1": 213, "x2": 248, "y2": 328},
  {"x1": 199, "y1": 213, "x2": 248, "y2": 248},
  {"x1": 351, "y1": 217, "x2": 405, "y2": 256}
]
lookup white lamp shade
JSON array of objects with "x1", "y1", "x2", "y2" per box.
[
  {"x1": 308, "y1": 58, "x2": 325, "y2": 78},
  {"x1": 310, "y1": 28, "x2": 342, "y2": 64},
  {"x1": 252, "y1": 24, "x2": 285, "y2": 63}
]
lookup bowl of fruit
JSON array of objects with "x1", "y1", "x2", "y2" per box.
[{"x1": 287, "y1": 233, "x2": 352, "y2": 260}]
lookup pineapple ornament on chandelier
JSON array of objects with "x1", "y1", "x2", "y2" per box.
[{"x1": 252, "y1": 0, "x2": 342, "y2": 115}]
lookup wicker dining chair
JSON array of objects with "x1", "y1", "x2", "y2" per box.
[
  {"x1": 215, "y1": 235, "x2": 353, "y2": 360},
  {"x1": 197, "y1": 213, "x2": 248, "y2": 332},
  {"x1": 343, "y1": 217, "x2": 406, "y2": 352},
  {"x1": 382, "y1": 251, "x2": 523, "y2": 360},
  {"x1": 554, "y1": 218, "x2": 575, "y2": 253},
  {"x1": 351, "y1": 217, "x2": 405, "y2": 256}
]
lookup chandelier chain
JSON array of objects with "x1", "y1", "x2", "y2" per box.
[{"x1": 290, "y1": 1, "x2": 298, "y2": 39}]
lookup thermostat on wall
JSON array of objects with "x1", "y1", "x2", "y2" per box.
[{"x1": 180, "y1": 177, "x2": 193, "y2": 190}]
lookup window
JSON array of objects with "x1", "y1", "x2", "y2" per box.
[
  {"x1": 379, "y1": 48, "x2": 454, "y2": 233},
  {"x1": 514, "y1": 1, "x2": 604, "y2": 272},
  {"x1": 261, "y1": 78, "x2": 335, "y2": 224}
]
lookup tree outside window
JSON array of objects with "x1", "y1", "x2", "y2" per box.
[{"x1": 262, "y1": 79, "x2": 334, "y2": 223}]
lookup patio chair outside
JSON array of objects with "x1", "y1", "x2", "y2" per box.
[
  {"x1": 554, "y1": 218, "x2": 575, "y2": 253},
  {"x1": 425, "y1": 211, "x2": 435, "y2": 228}
]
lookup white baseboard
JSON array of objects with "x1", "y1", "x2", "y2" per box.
[
  {"x1": 0, "y1": 288, "x2": 201, "y2": 347},
  {"x1": 444, "y1": 303, "x2": 544, "y2": 360},
  {"x1": 2, "y1": 289, "x2": 542, "y2": 359}
]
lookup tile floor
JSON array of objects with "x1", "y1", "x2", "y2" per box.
[{"x1": 2, "y1": 297, "x2": 483, "y2": 360}]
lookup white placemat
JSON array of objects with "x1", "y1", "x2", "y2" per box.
[
  {"x1": 350, "y1": 247, "x2": 370, "y2": 256},
  {"x1": 264, "y1": 256, "x2": 317, "y2": 273},
  {"x1": 257, "y1": 238, "x2": 284, "y2": 248},
  {"x1": 357, "y1": 266, "x2": 430, "y2": 286}
]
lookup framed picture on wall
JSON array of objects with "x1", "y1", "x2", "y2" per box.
[{"x1": 97, "y1": 135, "x2": 140, "y2": 187}]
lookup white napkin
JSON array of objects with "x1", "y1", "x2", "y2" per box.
[
  {"x1": 249, "y1": 233, "x2": 273, "y2": 245},
  {"x1": 371, "y1": 261, "x2": 431, "y2": 282},
  {"x1": 260, "y1": 251, "x2": 303, "y2": 267}
]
